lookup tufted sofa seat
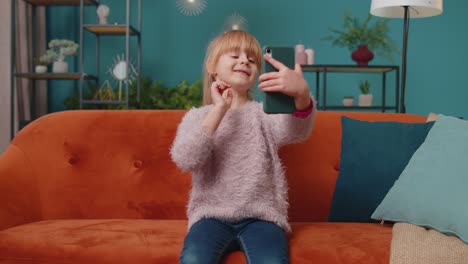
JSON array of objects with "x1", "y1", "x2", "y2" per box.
[{"x1": 0, "y1": 110, "x2": 426, "y2": 263}]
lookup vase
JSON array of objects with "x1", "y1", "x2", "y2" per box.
[
  {"x1": 358, "y1": 94, "x2": 373, "y2": 107},
  {"x1": 35, "y1": 65, "x2": 47, "y2": 73},
  {"x1": 352, "y1": 45, "x2": 374, "y2": 66},
  {"x1": 52, "y1": 60, "x2": 68, "y2": 73},
  {"x1": 342, "y1": 97, "x2": 354, "y2": 106}
]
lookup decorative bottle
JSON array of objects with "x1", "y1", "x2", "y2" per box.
[
  {"x1": 295, "y1": 44, "x2": 307, "y2": 65},
  {"x1": 305, "y1": 48, "x2": 314, "y2": 65}
]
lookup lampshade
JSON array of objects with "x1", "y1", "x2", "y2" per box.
[{"x1": 370, "y1": 0, "x2": 443, "y2": 18}]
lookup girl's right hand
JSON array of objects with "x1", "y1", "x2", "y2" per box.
[{"x1": 211, "y1": 81, "x2": 233, "y2": 111}]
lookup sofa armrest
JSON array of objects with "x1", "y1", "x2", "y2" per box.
[{"x1": 0, "y1": 144, "x2": 42, "y2": 231}]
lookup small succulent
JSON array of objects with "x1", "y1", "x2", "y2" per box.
[{"x1": 359, "y1": 80, "x2": 371, "y2": 94}]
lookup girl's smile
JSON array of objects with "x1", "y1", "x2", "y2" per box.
[{"x1": 233, "y1": 68, "x2": 251, "y2": 76}]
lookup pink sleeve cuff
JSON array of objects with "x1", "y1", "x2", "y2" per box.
[{"x1": 292, "y1": 99, "x2": 314, "y2": 119}]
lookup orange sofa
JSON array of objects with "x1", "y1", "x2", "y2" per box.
[{"x1": 0, "y1": 110, "x2": 426, "y2": 263}]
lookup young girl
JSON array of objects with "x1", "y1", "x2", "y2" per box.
[{"x1": 171, "y1": 30, "x2": 315, "y2": 264}]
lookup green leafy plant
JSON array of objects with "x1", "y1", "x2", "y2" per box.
[
  {"x1": 128, "y1": 77, "x2": 203, "y2": 110},
  {"x1": 359, "y1": 80, "x2": 371, "y2": 94},
  {"x1": 34, "y1": 50, "x2": 56, "y2": 66},
  {"x1": 344, "y1": 95, "x2": 354, "y2": 99},
  {"x1": 64, "y1": 77, "x2": 203, "y2": 110},
  {"x1": 322, "y1": 10, "x2": 399, "y2": 62}
]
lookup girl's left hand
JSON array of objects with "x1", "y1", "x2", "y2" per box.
[{"x1": 258, "y1": 54, "x2": 311, "y2": 109}]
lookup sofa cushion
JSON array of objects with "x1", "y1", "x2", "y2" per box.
[
  {"x1": 0, "y1": 220, "x2": 392, "y2": 264},
  {"x1": 0, "y1": 219, "x2": 186, "y2": 263},
  {"x1": 372, "y1": 115, "x2": 468, "y2": 243},
  {"x1": 390, "y1": 222, "x2": 468, "y2": 264},
  {"x1": 328, "y1": 117, "x2": 434, "y2": 222},
  {"x1": 286, "y1": 222, "x2": 392, "y2": 264}
]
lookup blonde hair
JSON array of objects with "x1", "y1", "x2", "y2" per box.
[{"x1": 202, "y1": 30, "x2": 262, "y2": 105}]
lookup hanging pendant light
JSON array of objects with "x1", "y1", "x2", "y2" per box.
[
  {"x1": 176, "y1": 0, "x2": 207, "y2": 16},
  {"x1": 224, "y1": 12, "x2": 248, "y2": 31}
]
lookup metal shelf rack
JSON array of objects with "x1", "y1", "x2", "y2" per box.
[
  {"x1": 11, "y1": 0, "x2": 100, "y2": 138},
  {"x1": 302, "y1": 64, "x2": 400, "y2": 112},
  {"x1": 78, "y1": 0, "x2": 142, "y2": 109},
  {"x1": 10, "y1": 0, "x2": 142, "y2": 138}
]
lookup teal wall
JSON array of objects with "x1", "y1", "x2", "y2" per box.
[{"x1": 48, "y1": 0, "x2": 468, "y2": 118}]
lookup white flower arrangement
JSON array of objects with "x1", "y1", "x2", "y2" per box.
[{"x1": 46, "y1": 39, "x2": 79, "y2": 62}]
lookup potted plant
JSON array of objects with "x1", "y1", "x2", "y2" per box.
[
  {"x1": 342, "y1": 96, "x2": 354, "y2": 107},
  {"x1": 34, "y1": 50, "x2": 56, "y2": 73},
  {"x1": 64, "y1": 77, "x2": 203, "y2": 110},
  {"x1": 358, "y1": 80, "x2": 373, "y2": 106},
  {"x1": 322, "y1": 10, "x2": 399, "y2": 65},
  {"x1": 34, "y1": 51, "x2": 55, "y2": 73},
  {"x1": 47, "y1": 39, "x2": 79, "y2": 73}
]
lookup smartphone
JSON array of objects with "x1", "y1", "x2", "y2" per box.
[{"x1": 262, "y1": 46, "x2": 296, "y2": 114}]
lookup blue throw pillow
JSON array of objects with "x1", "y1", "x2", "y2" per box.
[
  {"x1": 372, "y1": 115, "x2": 468, "y2": 243},
  {"x1": 328, "y1": 116, "x2": 434, "y2": 222}
]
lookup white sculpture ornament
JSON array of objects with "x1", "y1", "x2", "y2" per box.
[
  {"x1": 108, "y1": 54, "x2": 137, "y2": 101},
  {"x1": 97, "y1": 4, "x2": 110, "y2": 25}
]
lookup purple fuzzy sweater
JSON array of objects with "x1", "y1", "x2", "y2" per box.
[{"x1": 170, "y1": 100, "x2": 315, "y2": 232}]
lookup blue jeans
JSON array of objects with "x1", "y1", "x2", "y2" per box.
[{"x1": 179, "y1": 218, "x2": 289, "y2": 264}]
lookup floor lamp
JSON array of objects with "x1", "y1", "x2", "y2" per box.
[{"x1": 370, "y1": 0, "x2": 443, "y2": 113}]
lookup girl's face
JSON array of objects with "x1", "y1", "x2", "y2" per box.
[{"x1": 213, "y1": 42, "x2": 259, "y2": 94}]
